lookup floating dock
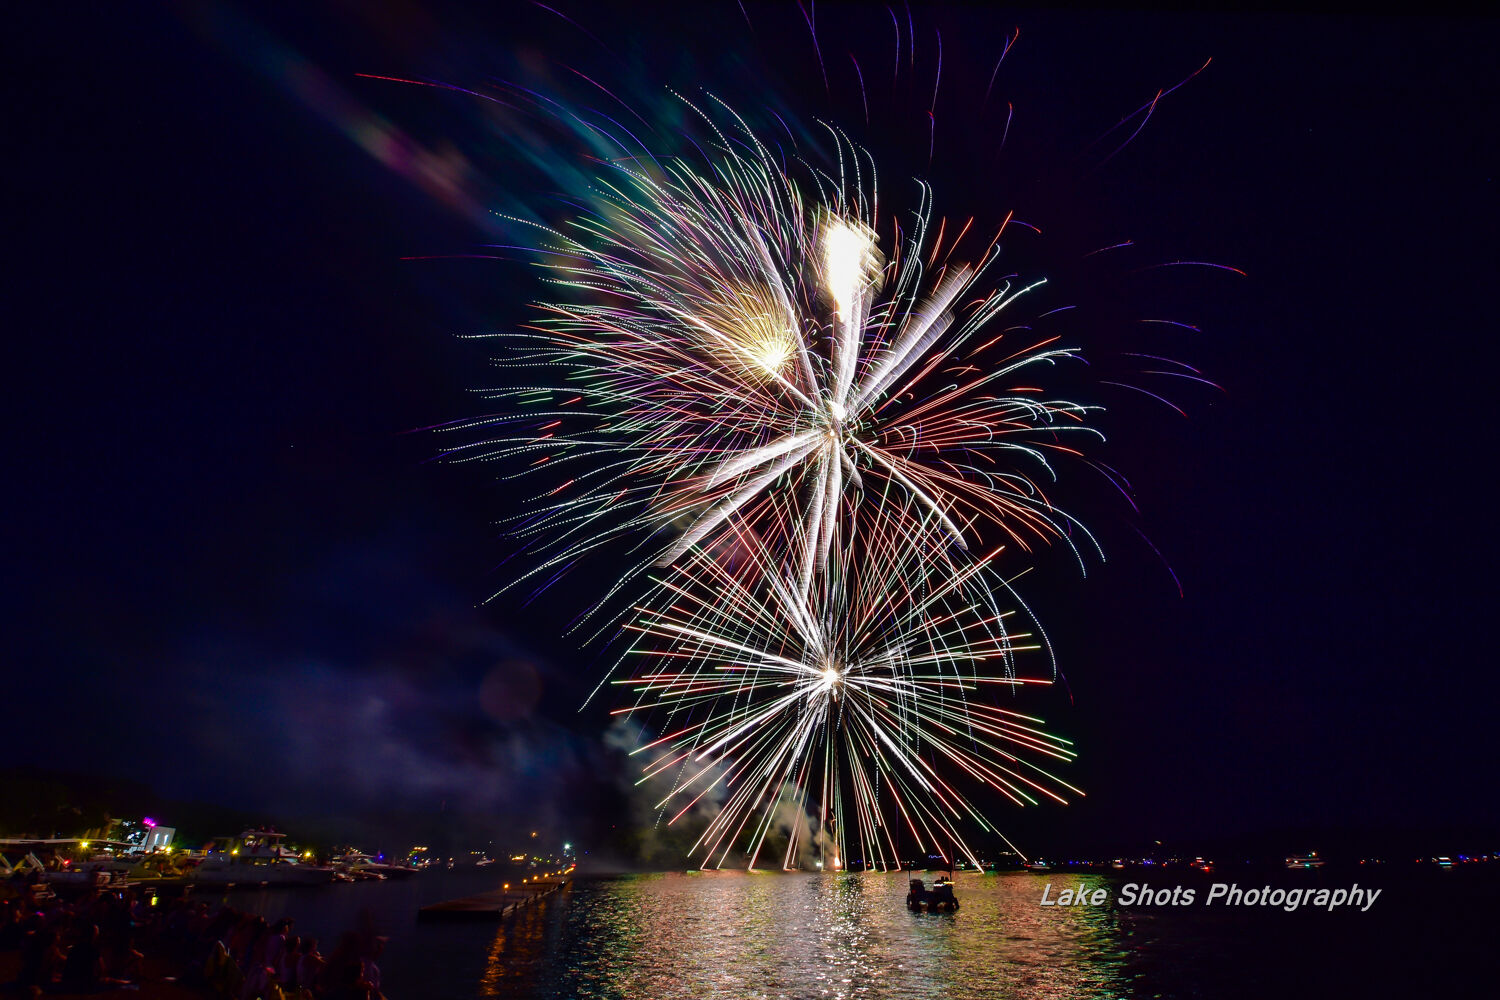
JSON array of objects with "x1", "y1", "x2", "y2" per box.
[{"x1": 418, "y1": 875, "x2": 570, "y2": 922}]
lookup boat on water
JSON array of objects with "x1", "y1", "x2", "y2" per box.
[
  {"x1": 1285, "y1": 851, "x2": 1325, "y2": 869},
  {"x1": 334, "y1": 850, "x2": 419, "y2": 880},
  {"x1": 190, "y1": 830, "x2": 334, "y2": 886},
  {"x1": 906, "y1": 876, "x2": 960, "y2": 913},
  {"x1": 0, "y1": 838, "x2": 136, "y2": 889}
]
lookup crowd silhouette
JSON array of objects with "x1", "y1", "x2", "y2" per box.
[{"x1": 1, "y1": 885, "x2": 386, "y2": 1000}]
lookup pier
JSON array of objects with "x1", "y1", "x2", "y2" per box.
[{"x1": 418, "y1": 873, "x2": 571, "y2": 922}]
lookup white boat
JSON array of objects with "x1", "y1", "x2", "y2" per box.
[
  {"x1": 190, "y1": 830, "x2": 334, "y2": 886},
  {"x1": 334, "y1": 851, "x2": 418, "y2": 880},
  {"x1": 0, "y1": 839, "x2": 134, "y2": 889}
]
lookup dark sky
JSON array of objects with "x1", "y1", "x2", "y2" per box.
[{"x1": 9, "y1": 2, "x2": 1498, "y2": 856}]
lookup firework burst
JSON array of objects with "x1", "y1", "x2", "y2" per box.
[
  {"x1": 443, "y1": 101, "x2": 1104, "y2": 611},
  {"x1": 412, "y1": 56, "x2": 1221, "y2": 863},
  {"x1": 613, "y1": 502, "x2": 1079, "y2": 870}
]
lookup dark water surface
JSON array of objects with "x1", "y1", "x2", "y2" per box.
[{"x1": 224, "y1": 867, "x2": 1492, "y2": 998}]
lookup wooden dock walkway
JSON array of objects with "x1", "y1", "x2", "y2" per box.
[{"x1": 418, "y1": 874, "x2": 571, "y2": 922}]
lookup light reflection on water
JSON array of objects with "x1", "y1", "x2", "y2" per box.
[
  {"x1": 225, "y1": 865, "x2": 1490, "y2": 997},
  {"x1": 484, "y1": 872, "x2": 1130, "y2": 1000}
]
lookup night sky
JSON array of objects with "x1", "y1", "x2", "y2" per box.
[{"x1": 10, "y1": 2, "x2": 1498, "y2": 858}]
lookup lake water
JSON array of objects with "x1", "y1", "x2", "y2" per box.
[{"x1": 221, "y1": 866, "x2": 1492, "y2": 998}]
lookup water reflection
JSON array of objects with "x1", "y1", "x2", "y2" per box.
[
  {"x1": 477, "y1": 901, "x2": 552, "y2": 996},
  {"x1": 479, "y1": 871, "x2": 1132, "y2": 999}
]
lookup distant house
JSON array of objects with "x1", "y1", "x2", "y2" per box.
[{"x1": 141, "y1": 825, "x2": 175, "y2": 853}]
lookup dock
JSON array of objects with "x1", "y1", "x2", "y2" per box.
[{"x1": 418, "y1": 874, "x2": 571, "y2": 922}]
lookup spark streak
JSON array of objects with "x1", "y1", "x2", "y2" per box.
[
  {"x1": 614, "y1": 508, "x2": 1078, "y2": 870},
  {"x1": 444, "y1": 102, "x2": 1104, "y2": 613}
]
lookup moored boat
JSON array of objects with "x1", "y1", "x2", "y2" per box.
[
  {"x1": 334, "y1": 851, "x2": 419, "y2": 879},
  {"x1": 0, "y1": 838, "x2": 135, "y2": 890},
  {"x1": 189, "y1": 830, "x2": 334, "y2": 886}
]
